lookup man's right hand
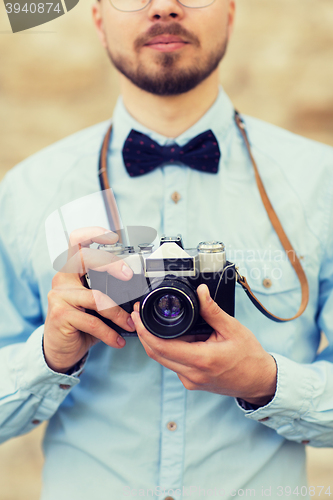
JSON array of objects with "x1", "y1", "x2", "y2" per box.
[{"x1": 44, "y1": 227, "x2": 135, "y2": 374}]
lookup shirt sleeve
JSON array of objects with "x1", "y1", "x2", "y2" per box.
[
  {"x1": 0, "y1": 174, "x2": 86, "y2": 444},
  {"x1": 235, "y1": 175, "x2": 333, "y2": 448}
]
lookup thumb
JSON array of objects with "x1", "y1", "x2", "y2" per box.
[{"x1": 197, "y1": 284, "x2": 233, "y2": 339}]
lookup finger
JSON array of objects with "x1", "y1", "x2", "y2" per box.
[
  {"x1": 180, "y1": 333, "x2": 211, "y2": 342},
  {"x1": 60, "y1": 247, "x2": 133, "y2": 280},
  {"x1": 52, "y1": 270, "x2": 83, "y2": 289},
  {"x1": 131, "y1": 311, "x2": 205, "y2": 368},
  {"x1": 49, "y1": 287, "x2": 136, "y2": 332},
  {"x1": 137, "y1": 330, "x2": 194, "y2": 377},
  {"x1": 67, "y1": 227, "x2": 118, "y2": 260},
  {"x1": 132, "y1": 302, "x2": 209, "y2": 342},
  {"x1": 197, "y1": 284, "x2": 233, "y2": 339},
  {"x1": 66, "y1": 309, "x2": 126, "y2": 348}
]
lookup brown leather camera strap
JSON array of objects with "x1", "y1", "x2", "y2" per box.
[
  {"x1": 98, "y1": 113, "x2": 309, "y2": 323},
  {"x1": 234, "y1": 111, "x2": 309, "y2": 322},
  {"x1": 99, "y1": 124, "x2": 123, "y2": 243}
]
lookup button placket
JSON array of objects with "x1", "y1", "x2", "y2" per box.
[
  {"x1": 158, "y1": 367, "x2": 186, "y2": 496},
  {"x1": 163, "y1": 167, "x2": 188, "y2": 239}
]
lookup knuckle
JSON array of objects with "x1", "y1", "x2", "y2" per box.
[
  {"x1": 68, "y1": 228, "x2": 82, "y2": 247},
  {"x1": 107, "y1": 256, "x2": 123, "y2": 270},
  {"x1": 146, "y1": 348, "x2": 157, "y2": 360},
  {"x1": 189, "y1": 371, "x2": 205, "y2": 385},
  {"x1": 198, "y1": 373, "x2": 209, "y2": 385},
  {"x1": 103, "y1": 329, "x2": 118, "y2": 346},
  {"x1": 210, "y1": 302, "x2": 221, "y2": 317},
  {"x1": 89, "y1": 290, "x2": 101, "y2": 309},
  {"x1": 114, "y1": 306, "x2": 124, "y2": 321},
  {"x1": 49, "y1": 302, "x2": 64, "y2": 322},
  {"x1": 182, "y1": 378, "x2": 196, "y2": 391},
  {"x1": 203, "y1": 355, "x2": 214, "y2": 372},
  {"x1": 154, "y1": 342, "x2": 165, "y2": 357},
  {"x1": 47, "y1": 288, "x2": 56, "y2": 303},
  {"x1": 110, "y1": 305, "x2": 125, "y2": 324},
  {"x1": 193, "y1": 355, "x2": 208, "y2": 372},
  {"x1": 51, "y1": 274, "x2": 61, "y2": 289},
  {"x1": 85, "y1": 315, "x2": 99, "y2": 332}
]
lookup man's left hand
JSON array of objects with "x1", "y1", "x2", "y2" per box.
[{"x1": 131, "y1": 284, "x2": 277, "y2": 406}]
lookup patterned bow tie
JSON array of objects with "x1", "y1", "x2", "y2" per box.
[{"x1": 122, "y1": 129, "x2": 221, "y2": 177}]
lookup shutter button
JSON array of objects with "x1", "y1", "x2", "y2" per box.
[
  {"x1": 59, "y1": 384, "x2": 71, "y2": 390},
  {"x1": 166, "y1": 421, "x2": 177, "y2": 431},
  {"x1": 32, "y1": 420, "x2": 41, "y2": 425},
  {"x1": 263, "y1": 278, "x2": 272, "y2": 289},
  {"x1": 171, "y1": 192, "x2": 181, "y2": 204}
]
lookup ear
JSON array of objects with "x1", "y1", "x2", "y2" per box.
[
  {"x1": 92, "y1": 1, "x2": 108, "y2": 49},
  {"x1": 227, "y1": 0, "x2": 236, "y2": 39}
]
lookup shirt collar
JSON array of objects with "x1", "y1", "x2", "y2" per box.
[{"x1": 110, "y1": 86, "x2": 235, "y2": 150}]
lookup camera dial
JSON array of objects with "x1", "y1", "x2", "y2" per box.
[{"x1": 197, "y1": 241, "x2": 225, "y2": 253}]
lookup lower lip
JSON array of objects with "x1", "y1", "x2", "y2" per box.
[{"x1": 145, "y1": 42, "x2": 188, "y2": 52}]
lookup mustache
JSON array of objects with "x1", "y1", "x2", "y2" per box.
[{"x1": 134, "y1": 23, "x2": 201, "y2": 50}]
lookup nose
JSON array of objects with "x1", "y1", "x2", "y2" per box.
[{"x1": 147, "y1": 0, "x2": 185, "y2": 21}]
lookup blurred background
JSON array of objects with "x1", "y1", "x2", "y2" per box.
[{"x1": 0, "y1": 0, "x2": 333, "y2": 498}]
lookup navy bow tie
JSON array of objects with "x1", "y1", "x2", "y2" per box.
[{"x1": 122, "y1": 129, "x2": 221, "y2": 177}]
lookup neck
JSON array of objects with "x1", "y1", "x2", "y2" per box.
[{"x1": 119, "y1": 71, "x2": 220, "y2": 138}]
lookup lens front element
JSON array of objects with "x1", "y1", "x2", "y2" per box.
[
  {"x1": 141, "y1": 280, "x2": 199, "y2": 338},
  {"x1": 154, "y1": 294, "x2": 185, "y2": 322}
]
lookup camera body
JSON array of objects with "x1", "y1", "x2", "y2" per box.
[{"x1": 86, "y1": 235, "x2": 236, "y2": 339}]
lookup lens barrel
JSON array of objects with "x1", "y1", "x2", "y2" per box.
[{"x1": 140, "y1": 279, "x2": 199, "y2": 338}]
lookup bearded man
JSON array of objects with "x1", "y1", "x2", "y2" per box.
[{"x1": 0, "y1": 1, "x2": 332, "y2": 499}]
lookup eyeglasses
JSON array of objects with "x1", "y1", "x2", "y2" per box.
[{"x1": 109, "y1": 0, "x2": 216, "y2": 13}]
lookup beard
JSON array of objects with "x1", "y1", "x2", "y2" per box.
[{"x1": 106, "y1": 24, "x2": 228, "y2": 96}]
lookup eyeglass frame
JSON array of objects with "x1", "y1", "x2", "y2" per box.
[{"x1": 109, "y1": 0, "x2": 217, "y2": 13}]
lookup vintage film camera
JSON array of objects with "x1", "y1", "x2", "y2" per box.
[{"x1": 86, "y1": 235, "x2": 236, "y2": 339}]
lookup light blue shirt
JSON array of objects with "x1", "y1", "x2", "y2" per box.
[{"x1": 1, "y1": 88, "x2": 333, "y2": 500}]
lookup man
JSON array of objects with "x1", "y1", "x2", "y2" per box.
[{"x1": 0, "y1": 0, "x2": 332, "y2": 499}]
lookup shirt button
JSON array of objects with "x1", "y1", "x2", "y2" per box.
[
  {"x1": 59, "y1": 384, "x2": 71, "y2": 390},
  {"x1": 259, "y1": 417, "x2": 270, "y2": 422},
  {"x1": 302, "y1": 440, "x2": 310, "y2": 444},
  {"x1": 32, "y1": 419, "x2": 41, "y2": 425},
  {"x1": 166, "y1": 421, "x2": 177, "y2": 431},
  {"x1": 263, "y1": 278, "x2": 272, "y2": 289},
  {"x1": 171, "y1": 191, "x2": 181, "y2": 204}
]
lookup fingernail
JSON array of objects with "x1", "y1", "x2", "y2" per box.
[
  {"x1": 132, "y1": 311, "x2": 140, "y2": 322},
  {"x1": 122, "y1": 265, "x2": 133, "y2": 278},
  {"x1": 127, "y1": 317, "x2": 135, "y2": 330},
  {"x1": 117, "y1": 336, "x2": 126, "y2": 347},
  {"x1": 203, "y1": 284, "x2": 212, "y2": 302}
]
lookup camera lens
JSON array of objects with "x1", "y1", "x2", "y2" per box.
[
  {"x1": 140, "y1": 279, "x2": 199, "y2": 338},
  {"x1": 154, "y1": 294, "x2": 185, "y2": 322}
]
